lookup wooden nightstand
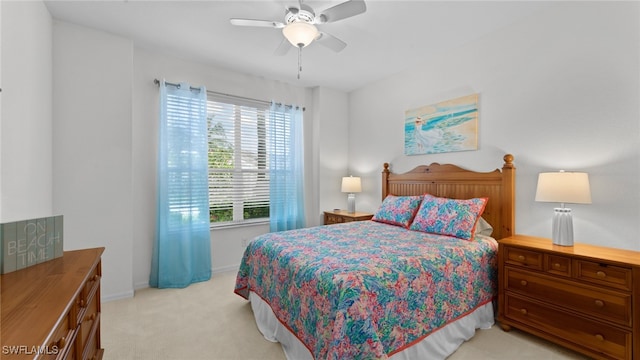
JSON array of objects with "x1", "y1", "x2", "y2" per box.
[
  {"x1": 324, "y1": 210, "x2": 373, "y2": 225},
  {"x1": 497, "y1": 235, "x2": 640, "y2": 360}
]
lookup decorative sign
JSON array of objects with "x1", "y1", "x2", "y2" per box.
[
  {"x1": 404, "y1": 94, "x2": 479, "y2": 155},
  {"x1": 0, "y1": 215, "x2": 63, "y2": 274}
]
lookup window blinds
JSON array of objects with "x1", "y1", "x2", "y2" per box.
[
  {"x1": 163, "y1": 88, "x2": 210, "y2": 229},
  {"x1": 207, "y1": 93, "x2": 271, "y2": 223}
]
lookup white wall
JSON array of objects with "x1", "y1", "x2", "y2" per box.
[
  {"x1": 349, "y1": 2, "x2": 640, "y2": 251},
  {"x1": 52, "y1": 21, "x2": 134, "y2": 300},
  {"x1": 0, "y1": 1, "x2": 52, "y2": 222},
  {"x1": 312, "y1": 87, "x2": 350, "y2": 220}
]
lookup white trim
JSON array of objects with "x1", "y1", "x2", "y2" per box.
[
  {"x1": 127, "y1": 266, "x2": 240, "y2": 296},
  {"x1": 102, "y1": 289, "x2": 135, "y2": 303},
  {"x1": 213, "y1": 264, "x2": 240, "y2": 274}
]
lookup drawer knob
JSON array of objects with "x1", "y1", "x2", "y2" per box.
[
  {"x1": 517, "y1": 255, "x2": 525, "y2": 261},
  {"x1": 594, "y1": 300, "x2": 604, "y2": 307},
  {"x1": 78, "y1": 299, "x2": 85, "y2": 307},
  {"x1": 596, "y1": 271, "x2": 606, "y2": 278},
  {"x1": 93, "y1": 274, "x2": 100, "y2": 281},
  {"x1": 595, "y1": 334, "x2": 605, "y2": 341},
  {"x1": 90, "y1": 313, "x2": 97, "y2": 321},
  {"x1": 520, "y1": 280, "x2": 528, "y2": 286},
  {"x1": 553, "y1": 263, "x2": 561, "y2": 268},
  {"x1": 520, "y1": 308, "x2": 528, "y2": 315},
  {"x1": 58, "y1": 336, "x2": 66, "y2": 348}
]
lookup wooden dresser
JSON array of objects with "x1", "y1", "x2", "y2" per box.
[
  {"x1": 1, "y1": 247, "x2": 105, "y2": 360},
  {"x1": 498, "y1": 235, "x2": 639, "y2": 360},
  {"x1": 323, "y1": 210, "x2": 373, "y2": 225}
]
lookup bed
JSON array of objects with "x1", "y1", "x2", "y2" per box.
[{"x1": 235, "y1": 154, "x2": 516, "y2": 359}]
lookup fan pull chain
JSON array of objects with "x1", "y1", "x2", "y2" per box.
[{"x1": 297, "y1": 46, "x2": 302, "y2": 80}]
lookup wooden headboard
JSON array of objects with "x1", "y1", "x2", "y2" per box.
[{"x1": 382, "y1": 154, "x2": 515, "y2": 239}]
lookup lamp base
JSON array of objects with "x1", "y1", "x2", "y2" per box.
[
  {"x1": 347, "y1": 193, "x2": 356, "y2": 213},
  {"x1": 552, "y1": 208, "x2": 573, "y2": 246}
]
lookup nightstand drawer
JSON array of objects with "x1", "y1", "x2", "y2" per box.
[
  {"x1": 324, "y1": 211, "x2": 373, "y2": 225},
  {"x1": 325, "y1": 214, "x2": 345, "y2": 224},
  {"x1": 575, "y1": 260, "x2": 633, "y2": 291},
  {"x1": 504, "y1": 247, "x2": 543, "y2": 270},
  {"x1": 505, "y1": 294, "x2": 631, "y2": 360},
  {"x1": 505, "y1": 268, "x2": 632, "y2": 326}
]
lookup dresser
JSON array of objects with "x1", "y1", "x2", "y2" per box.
[
  {"x1": 498, "y1": 235, "x2": 639, "y2": 360},
  {"x1": 1, "y1": 247, "x2": 105, "y2": 360},
  {"x1": 323, "y1": 210, "x2": 373, "y2": 225}
]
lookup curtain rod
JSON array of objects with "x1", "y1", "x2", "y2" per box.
[
  {"x1": 154, "y1": 78, "x2": 202, "y2": 92},
  {"x1": 154, "y1": 79, "x2": 304, "y2": 111}
]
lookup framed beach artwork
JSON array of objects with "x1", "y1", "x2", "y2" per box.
[{"x1": 404, "y1": 93, "x2": 479, "y2": 155}]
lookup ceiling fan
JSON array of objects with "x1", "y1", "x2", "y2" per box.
[{"x1": 230, "y1": 0, "x2": 367, "y2": 56}]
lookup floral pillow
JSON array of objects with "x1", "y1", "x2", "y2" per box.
[
  {"x1": 372, "y1": 195, "x2": 424, "y2": 228},
  {"x1": 409, "y1": 194, "x2": 488, "y2": 240}
]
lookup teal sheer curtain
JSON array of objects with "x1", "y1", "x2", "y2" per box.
[
  {"x1": 150, "y1": 80, "x2": 211, "y2": 288},
  {"x1": 269, "y1": 103, "x2": 306, "y2": 232}
]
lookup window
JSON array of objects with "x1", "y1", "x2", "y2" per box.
[{"x1": 207, "y1": 93, "x2": 272, "y2": 225}]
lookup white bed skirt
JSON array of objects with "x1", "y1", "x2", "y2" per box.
[{"x1": 248, "y1": 292, "x2": 495, "y2": 360}]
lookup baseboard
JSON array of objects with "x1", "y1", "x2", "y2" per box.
[
  {"x1": 213, "y1": 264, "x2": 240, "y2": 274},
  {"x1": 102, "y1": 289, "x2": 135, "y2": 303},
  {"x1": 134, "y1": 281, "x2": 150, "y2": 290},
  {"x1": 129, "y1": 265, "x2": 239, "y2": 294}
]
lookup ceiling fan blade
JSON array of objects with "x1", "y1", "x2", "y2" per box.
[
  {"x1": 316, "y1": 0, "x2": 366, "y2": 24},
  {"x1": 274, "y1": 38, "x2": 292, "y2": 56},
  {"x1": 230, "y1": 18, "x2": 285, "y2": 29},
  {"x1": 315, "y1": 32, "x2": 347, "y2": 52}
]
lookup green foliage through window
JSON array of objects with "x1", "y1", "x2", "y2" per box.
[{"x1": 207, "y1": 97, "x2": 271, "y2": 224}]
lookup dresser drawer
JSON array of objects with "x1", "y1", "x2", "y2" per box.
[
  {"x1": 505, "y1": 268, "x2": 632, "y2": 326},
  {"x1": 79, "y1": 314, "x2": 101, "y2": 360},
  {"x1": 545, "y1": 254, "x2": 571, "y2": 277},
  {"x1": 77, "y1": 293, "x2": 100, "y2": 356},
  {"x1": 504, "y1": 247, "x2": 543, "y2": 270},
  {"x1": 76, "y1": 264, "x2": 100, "y2": 323},
  {"x1": 39, "y1": 310, "x2": 75, "y2": 360},
  {"x1": 54, "y1": 330, "x2": 77, "y2": 360},
  {"x1": 505, "y1": 294, "x2": 631, "y2": 360},
  {"x1": 81, "y1": 264, "x2": 101, "y2": 306},
  {"x1": 575, "y1": 260, "x2": 632, "y2": 291}
]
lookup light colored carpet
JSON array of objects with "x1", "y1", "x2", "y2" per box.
[{"x1": 101, "y1": 271, "x2": 589, "y2": 360}]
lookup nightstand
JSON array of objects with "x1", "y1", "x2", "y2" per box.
[
  {"x1": 323, "y1": 210, "x2": 373, "y2": 225},
  {"x1": 497, "y1": 235, "x2": 640, "y2": 360}
]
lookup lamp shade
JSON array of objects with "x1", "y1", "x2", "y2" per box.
[
  {"x1": 282, "y1": 22, "x2": 318, "y2": 48},
  {"x1": 535, "y1": 171, "x2": 592, "y2": 204},
  {"x1": 341, "y1": 176, "x2": 362, "y2": 193}
]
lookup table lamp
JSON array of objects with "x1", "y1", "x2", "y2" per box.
[
  {"x1": 341, "y1": 176, "x2": 362, "y2": 213},
  {"x1": 535, "y1": 171, "x2": 591, "y2": 246}
]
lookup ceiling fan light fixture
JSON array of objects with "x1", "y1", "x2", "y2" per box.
[{"x1": 282, "y1": 22, "x2": 318, "y2": 48}]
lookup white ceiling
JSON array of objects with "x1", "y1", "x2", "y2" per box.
[{"x1": 44, "y1": 0, "x2": 551, "y2": 92}]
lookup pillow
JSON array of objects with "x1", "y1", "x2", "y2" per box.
[
  {"x1": 409, "y1": 194, "x2": 488, "y2": 240},
  {"x1": 372, "y1": 195, "x2": 423, "y2": 228},
  {"x1": 476, "y1": 217, "x2": 493, "y2": 237}
]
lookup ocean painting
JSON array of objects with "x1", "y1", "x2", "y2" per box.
[{"x1": 404, "y1": 94, "x2": 478, "y2": 155}]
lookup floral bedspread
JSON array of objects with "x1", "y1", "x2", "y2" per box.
[{"x1": 234, "y1": 221, "x2": 498, "y2": 359}]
